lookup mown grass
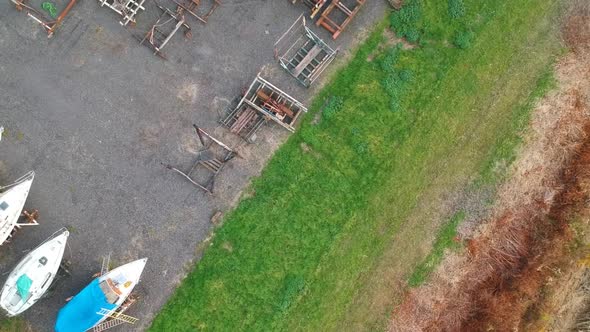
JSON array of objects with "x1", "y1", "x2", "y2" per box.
[
  {"x1": 408, "y1": 211, "x2": 464, "y2": 287},
  {"x1": 150, "y1": 0, "x2": 561, "y2": 331}
]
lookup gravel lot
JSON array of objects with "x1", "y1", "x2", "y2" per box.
[{"x1": 0, "y1": 1, "x2": 387, "y2": 330}]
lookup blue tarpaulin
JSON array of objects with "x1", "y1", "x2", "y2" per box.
[
  {"x1": 55, "y1": 279, "x2": 117, "y2": 332},
  {"x1": 16, "y1": 274, "x2": 32, "y2": 300}
]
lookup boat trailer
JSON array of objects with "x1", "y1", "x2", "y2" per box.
[
  {"x1": 10, "y1": 0, "x2": 78, "y2": 37},
  {"x1": 275, "y1": 14, "x2": 337, "y2": 87},
  {"x1": 164, "y1": 125, "x2": 236, "y2": 195}
]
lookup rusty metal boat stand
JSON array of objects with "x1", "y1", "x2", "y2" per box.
[{"x1": 164, "y1": 125, "x2": 237, "y2": 195}]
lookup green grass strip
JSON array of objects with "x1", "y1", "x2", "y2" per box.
[
  {"x1": 150, "y1": 0, "x2": 561, "y2": 331},
  {"x1": 408, "y1": 211, "x2": 465, "y2": 287}
]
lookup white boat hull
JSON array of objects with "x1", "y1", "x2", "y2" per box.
[
  {"x1": 54, "y1": 258, "x2": 147, "y2": 332},
  {"x1": 0, "y1": 171, "x2": 35, "y2": 245},
  {"x1": 0, "y1": 228, "x2": 69, "y2": 316},
  {"x1": 98, "y1": 258, "x2": 147, "y2": 307}
]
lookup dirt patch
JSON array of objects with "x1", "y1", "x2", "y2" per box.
[
  {"x1": 389, "y1": 14, "x2": 590, "y2": 330},
  {"x1": 177, "y1": 82, "x2": 200, "y2": 104},
  {"x1": 368, "y1": 28, "x2": 416, "y2": 62}
]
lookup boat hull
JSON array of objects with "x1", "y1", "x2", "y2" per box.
[
  {"x1": 0, "y1": 228, "x2": 69, "y2": 316},
  {"x1": 0, "y1": 171, "x2": 35, "y2": 245},
  {"x1": 55, "y1": 258, "x2": 147, "y2": 332}
]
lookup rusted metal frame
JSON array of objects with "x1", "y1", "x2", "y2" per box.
[
  {"x1": 220, "y1": 102, "x2": 266, "y2": 143},
  {"x1": 140, "y1": 6, "x2": 190, "y2": 58},
  {"x1": 239, "y1": 75, "x2": 308, "y2": 132},
  {"x1": 164, "y1": 164, "x2": 212, "y2": 194},
  {"x1": 164, "y1": 125, "x2": 235, "y2": 195},
  {"x1": 275, "y1": 14, "x2": 337, "y2": 87},
  {"x1": 98, "y1": 0, "x2": 146, "y2": 26},
  {"x1": 193, "y1": 125, "x2": 235, "y2": 155},
  {"x1": 168, "y1": 0, "x2": 220, "y2": 24},
  {"x1": 301, "y1": 25, "x2": 337, "y2": 85},
  {"x1": 293, "y1": 0, "x2": 327, "y2": 18},
  {"x1": 11, "y1": 0, "x2": 78, "y2": 37},
  {"x1": 316, "y1": 0, "x2": 366, "y2": 39}
]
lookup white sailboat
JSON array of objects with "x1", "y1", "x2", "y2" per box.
[
  {"x1": 0, "y1": 228, "x2": 69, "y2": 316},
  {"x1": 55, "y1": 258, "x2": 147, "y2": 332},
  {"x1": 0, "y1": 171, "x2": 37, "y2": 245}
]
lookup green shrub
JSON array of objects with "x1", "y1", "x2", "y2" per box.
[
  {"x1": 380, "y1": 44, "x2": 402, "y2": 73},
  {"x1": 453, "y1": 30, "x2": 474, "y2": 49},
  {"x1": 448, "y1": 0, "x2": 466, "y2": 19},
  {"x1": 382, "y1": 75, "x2": 402, "y2": 97},
  {"x1": 405, "y1": 28, "x2": 420, "y2": 43},
  {"x1": 353, "y1": 141, "x2": 368, "y2": 154},
  {"x1": 278, "y1": 275, "x2": 305, "y2": 311},
  {"x1": 390, "y1": 98, "x2": 402, "y2": 112},
  {"x1": 398, "y1": 69, "x2": 414, "y2": 83},
  {"x1": 390, "y1": 0, "x2": 422, "y2": 42},
  {"x1": 322, "y1": 96, "x2": 344, "y2": 121}
]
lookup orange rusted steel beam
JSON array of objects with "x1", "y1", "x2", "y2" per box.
[{"x1": 47, "y1": 0, "x2": 77, "y2": 37}]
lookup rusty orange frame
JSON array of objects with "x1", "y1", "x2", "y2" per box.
[{"x1": 11, "y1": 0, "x2": 78, "y2": 37}]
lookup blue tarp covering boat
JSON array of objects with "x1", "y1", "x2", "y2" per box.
[{"x1": 55, "y1": 279, "x2": 116, "y2": 332}]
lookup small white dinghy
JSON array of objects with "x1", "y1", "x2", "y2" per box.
[
  {"x1": 55, "y1": 258, "x2": 147, "y2": 332},
  {"x1": 0, "y1": 228, "x2": 69, "y2": 316},
  {"x1": 0, "y1": 171, "x2": 36, "y2": 245}
]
